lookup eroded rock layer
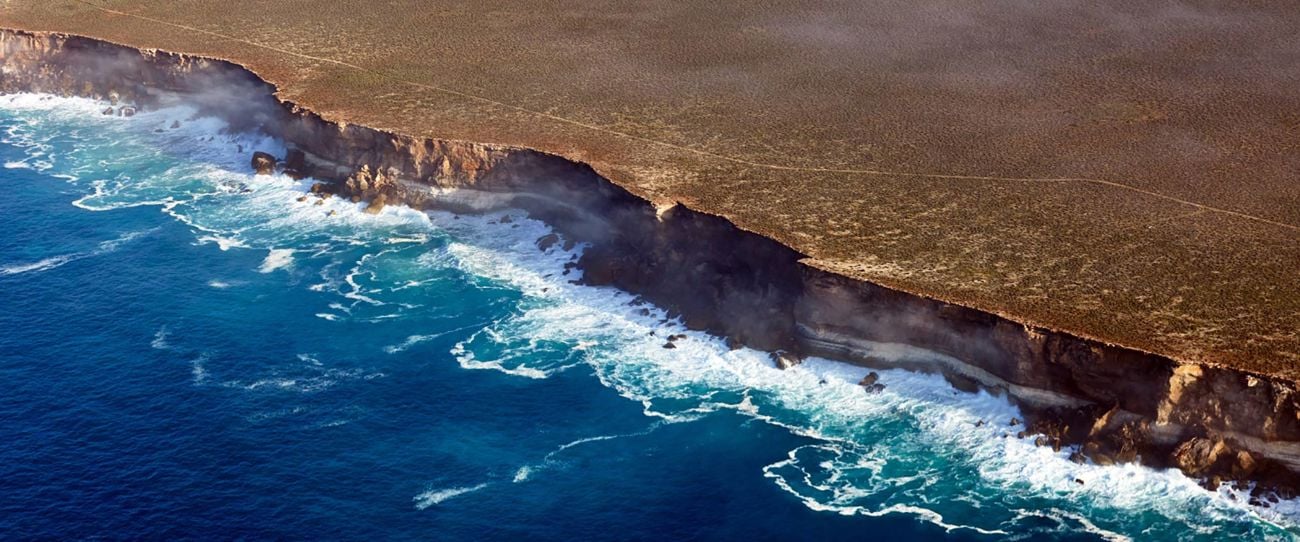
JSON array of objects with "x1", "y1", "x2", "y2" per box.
[{"x1": 4, "y1": 29, "x2": 1298, "y2": 496}]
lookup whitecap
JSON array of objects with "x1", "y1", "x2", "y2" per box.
[
  {"x1": 454, "y1": 352, "x2": 550, "y2": 379},
  {"x1": 151, "y1": 326, "x2": 171, "y2": 350},
  {"x1": 416, "y1": 211, "x2": 1300, "y2": 537},
  {"x1": 6, "y1": 92, "x2": 1296, "y2": 538},
  {"x1": 383, "y1": 323, "x2": 486, "y2": 354},
  {"x1": 0, "y1": 254, "x2": 78, "y2": 276},
  {"x1": 190, "y1": 353, "x2": 211, "y2": 385},
  {"x1": 413, "y1": 483, "x2": 489, "y2": 510},
  {"x1": 196, "y1": 235, "x2": 248, "y2": 251},
  {"x1": 258, "y1": 248, "x2": 294, "y2": 273},
  {"x1": 0, "y1": 229, "x2": 150, "y2": 276}
]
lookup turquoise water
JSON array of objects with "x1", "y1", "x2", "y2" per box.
[{"x1": 0, "y1": 94, "x2": 1295, "y2": 541}]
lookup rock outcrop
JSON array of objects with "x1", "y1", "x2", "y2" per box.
[
  {"x1": 250, "y1": 151, "x2": 276, "y2": 175},
  {"x1": 3, "y1": 28, "x2": 1299, "y2": 496},
  {"x1": 282, "y1": 148, "x2": 307, "y2": 179}
]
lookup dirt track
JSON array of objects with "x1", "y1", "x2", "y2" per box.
[{"x1": 3, "y1": 0, "x2": 1298, "y2": 377}]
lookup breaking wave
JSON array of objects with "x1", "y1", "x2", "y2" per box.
[{"x1": 3, "y1": 92, "x2": 1297, "y2": 540}]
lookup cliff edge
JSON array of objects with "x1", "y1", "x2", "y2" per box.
[{"x1": 3, "y1": 1, "x2": 1300, "y2": 496}]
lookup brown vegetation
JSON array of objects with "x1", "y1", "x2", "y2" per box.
[{"x1": 2, "y1": 0, "x2": 1298, "y2": 377}]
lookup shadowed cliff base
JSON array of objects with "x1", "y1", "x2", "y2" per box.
[
  {"x1": 3, "y1": 29, "x2": 1300, "y2": 499},
  {"x1": 2, "y1": 0, "x2": 1298, "y2": 381}
]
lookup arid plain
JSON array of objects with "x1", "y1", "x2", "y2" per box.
[{"x1": 3, "y1": 0, "x2": 1298, "y2": 377}]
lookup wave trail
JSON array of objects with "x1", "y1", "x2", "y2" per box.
[
  {"x1": 413, "y1": 483, "x2": 490, "y2": 510},
  {"x1": 0, "y1": 229, "x2": 152, "y2": 276}
]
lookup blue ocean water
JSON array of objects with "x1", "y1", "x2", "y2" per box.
[{"x1": 0, "y1": 94, "x2": 1295, "y2": 541}]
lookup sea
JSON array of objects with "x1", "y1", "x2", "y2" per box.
[{"x1": 0, "y1": 93, "x2": 1296, "y2": 541}]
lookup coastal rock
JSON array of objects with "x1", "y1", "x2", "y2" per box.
[
  {"x1": 536, "y1": 233, "x2": 560, "y2": 252},
  {"x1": 340, "y1": 164, "x2": 401, "y2": 206},
  {"x1": 1171, "y1": 437, "x2": 1229, "y2": 476},
  {"x1": 1234, "y1": 450, "x2": 1258, "y2": 478},
  {"x1": 364, "y1": 193, "x2": 387, "y2": 214},
  {"x1": 118, "y1": 106, "x2": 135, "y2": 117},
  {"x1": 251, "y1": 151, "x2": 277, "y2": 175},
  {"x1": 771, "y1": 350, "x2": 801, "y2": 370},
  {"x1": 283, "y1": 148, "x2": 307, "y2": 179},
  {"x1": 10, "y1": 28, "x2": 1300, "y2": 495},
  {"x1": 859, "y1": 372, "x2": 879, "y2": 387}
]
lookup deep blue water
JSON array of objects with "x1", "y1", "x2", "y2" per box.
[{"x1": 0, "y1": 94, "x2": 1296, "y2": 541}]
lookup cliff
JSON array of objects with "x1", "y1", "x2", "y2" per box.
[{"x1": 3, "y1": 29, "x2": 1298, "y2": 497}]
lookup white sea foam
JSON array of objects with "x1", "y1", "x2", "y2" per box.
[
  {"x1": 5, "y1": 92, "x2": 1297, "y2": 540},
  {"x1": 151, "y1": 326, "x2": 171, "y2": 350},
  {"x1": 453, "y1": 350, "x2": 551, "y2": 379},
  {"x1": 190, "y1": 353, "x2": 210, "y2": 385},
  {"x1": 0, "y1": 254, "x2": 78, "y2": 276},
  {"x1": 413, "y1": 483, "x2": 489, "y2": 510},
  {"x1": 197, "y1": 235, "x2": 248, "y2": 251},
  {"x1": 0, "y1": 229, "x2": 151, "y2": 276},
  {"x1": 402, "y1": 210, "x2": 1300, "y2": 538},
  {"x1": 383, "y1": 323, "x2": 484, "y2": 354},
  {"x1": 219, "y1": 352, "x2": 383, "y2": 393},
  {"x1": 258, "y1": 248, "x2": 295, "y2": 273},
  {"x1": 508, "y1": 424, "x2": 667, "y2": 485}
]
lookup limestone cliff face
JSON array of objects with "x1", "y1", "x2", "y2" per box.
[{"x1": 4, "y1": 29, "x2": 1299, "y2": 495}]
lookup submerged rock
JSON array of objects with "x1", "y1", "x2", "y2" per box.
[{"x1": 251, "y1": 151, "x2": 277, "y2": 175}]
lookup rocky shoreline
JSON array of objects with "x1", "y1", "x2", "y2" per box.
[{"x1": 4, "y1": 29, "x2": 1299, "y2": 498}]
